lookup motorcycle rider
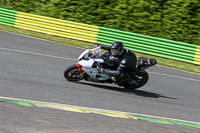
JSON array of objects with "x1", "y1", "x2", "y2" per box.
[{"x1": 98, "y1": 41, "x2": 138, "y2": 86}]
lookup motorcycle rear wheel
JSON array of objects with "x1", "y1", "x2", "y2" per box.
[
  {"x1": 123, "y1": 70, "x2": 149, "y2": 90},
  {"x1": 64, "y1": 64, "x2": 85, "y2": 81}
]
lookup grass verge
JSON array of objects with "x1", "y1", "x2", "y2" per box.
[{"x1": 0, "y1": 24, "x2": 199, "y2": 74}]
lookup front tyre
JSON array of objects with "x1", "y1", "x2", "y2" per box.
[
  {"x1": 64, "y1": 64, "x2": 84, "y2": 82},
  {"x1": 123, "y1": 70, "x2": 149, "y2": 90}
]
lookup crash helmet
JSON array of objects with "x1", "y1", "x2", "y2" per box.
[{"x1": 111, "y1": 41, "x2": 124, "y2": 57}]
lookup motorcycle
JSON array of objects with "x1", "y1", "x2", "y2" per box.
[{"x1": 64, "y1": 46, "x2": 157, "y2": 90}]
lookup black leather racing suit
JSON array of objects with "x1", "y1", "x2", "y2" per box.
[{"x1": 100, "y1": 45, "x2": 137, "y2": 85}]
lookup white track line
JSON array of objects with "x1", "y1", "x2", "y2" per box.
[
  {"x1": 0, "y1": 46, "x2": 76, "y2": 61},
  {"x1": 0, "y1": 96, "x2": 199, "y2": 125},
  {"x1": 0, "y1": 46, "x2": 199, "y2": 82},
  {"x1": 148, "y1": 71, "x2": 200, "y2": 82}
]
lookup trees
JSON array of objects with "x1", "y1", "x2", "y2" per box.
[
  {"x1": 0, "y1": 0, "x2": 199, "y2": 45},
  {"x1": 160, "y1": 0, "x2": 200, "y2": 44}
]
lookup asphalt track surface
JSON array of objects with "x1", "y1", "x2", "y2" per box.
[{"x1": 0, "y1": 30, "x2": 200, "y2": 133}]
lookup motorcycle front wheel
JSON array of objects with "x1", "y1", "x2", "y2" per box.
[{"x1": 64, "y1": 64, "x2": 85, "y2": 82}]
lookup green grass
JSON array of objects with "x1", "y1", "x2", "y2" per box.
[{"x1": 0, "y1": 24, "x2": 200, "y2": 74}]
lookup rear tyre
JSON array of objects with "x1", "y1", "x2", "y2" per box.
[
  {"x1": 123, "y1": 70, "x2": 149, "y2": 90},
  {"x1": 64, "y1": 64, "x2": 84, "y2": 82}
]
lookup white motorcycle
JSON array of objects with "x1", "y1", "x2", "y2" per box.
[{"x1": 64, "y1": 46, "x2": 156, "y2": 90}]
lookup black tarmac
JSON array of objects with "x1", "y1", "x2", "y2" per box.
[{"x1": 0, "y1": 30, "x2": 200, "y2": 133}]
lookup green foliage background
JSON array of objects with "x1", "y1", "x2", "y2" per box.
[{"x1": 0, "y1": 0, "x2": 199, "y2": 45}]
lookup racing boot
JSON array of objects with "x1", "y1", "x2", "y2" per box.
[{"x1": 111, "y1": 76, "x2": 117, "y2": 85}]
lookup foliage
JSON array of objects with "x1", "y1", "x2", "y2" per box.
[{"x1": 0, "y1": 0, "x2": 199, "y2": 45}]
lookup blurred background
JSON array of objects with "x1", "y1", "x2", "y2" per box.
[{"x1": 0, "y1": 0, "x2": 199, "y2": 45}]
